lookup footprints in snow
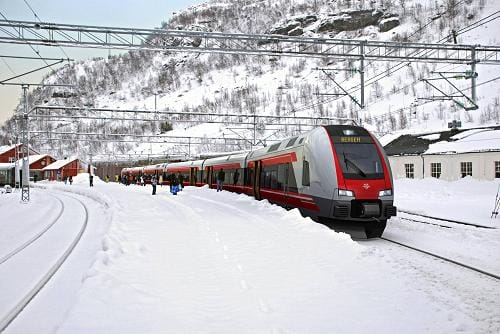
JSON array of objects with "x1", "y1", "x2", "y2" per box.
[{"x1": 207, "y1": 225, "x2": 272, "y2": 315}]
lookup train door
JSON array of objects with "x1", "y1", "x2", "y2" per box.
[
  {"x1": 283, "y1": 163, "x2": 289, "y2": 197},
  {"x1": 190, "y1": 168, "x2": 195, "y2": 186},
  {"x1": 253, "y1": 160, "x2": 262, "y2": 200},
  {"x1": 206, "y1": 166, "x2": 213, "y2": 188}
]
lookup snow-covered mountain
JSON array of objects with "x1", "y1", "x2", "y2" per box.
[{"x1": 1, "y1": 0, "x2": 499, "y2": 161}]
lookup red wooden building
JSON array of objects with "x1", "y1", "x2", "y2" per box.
[
  {"x1": 19, "y1": 154, "x2": 57, "y2": 181},
  {"x1": 43, "y1": 158, "x2": 85, "y2": 181},
  {"x1": 0, "y1": 144, "x2": 38, "y2": 163}
]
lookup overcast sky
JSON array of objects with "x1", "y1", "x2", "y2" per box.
[{"x1": 0, "y1": 0, "x2": 200, "y2": 125}]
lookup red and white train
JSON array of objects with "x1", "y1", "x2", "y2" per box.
[{"x1": 121, "y1": 125, "x2": 397, "y2": 238}]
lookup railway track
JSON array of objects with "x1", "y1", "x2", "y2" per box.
[
  {"x1": 398, "y1": 210, "x2": 496, "y2": 229},
  {"x1": 0, "y1": 192, "x2": 89, "y2": 332},
  {"x1": 386, "y1": 211, "x2": 499, "y2": 280},
  {"x1": 0, "y1": 194, "x2": 65, "y2": 265},
  {"x1": 381, "y1": 236, "x2": 500, "y2": 281}
]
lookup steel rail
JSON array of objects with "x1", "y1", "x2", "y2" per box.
[
  {"x1": 398, "y1": 210, "x2": 496, "y2": 229},
  {"x1": 0, "y1": 192, "x2": 89, "y2": 332},
  {"x1": 381, "y1": 237, "x2": 500, "y2": 280},
  {"x1": 0, "y1": 194, "x2": 65, "y2": 265},
  {"x1": 399, "y1": 216, "x2": 452, "y2": 229}
]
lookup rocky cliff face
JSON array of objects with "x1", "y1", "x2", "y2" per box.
[{"x1": 269, "y1": 9, "x2": 400, "y2": 36}]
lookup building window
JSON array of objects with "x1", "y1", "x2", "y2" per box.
[
  {"x1": 404, "y1": 163, "x2": 414, "y2": 179},
  {"x1": 495, "y1": 161, "x2": 500, "y2": 178},
  {"x1": 431, "y1": 163, "x2": 441, "y2": 178},
  {"x1": 461, "y1": 161, "x2": 472, "y2": 178}
]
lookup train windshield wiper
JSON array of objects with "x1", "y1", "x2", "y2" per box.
[{"x1": 343, "y1": 153, "x2": 367, "y2": 177}]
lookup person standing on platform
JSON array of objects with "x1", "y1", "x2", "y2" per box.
[
  {"x1": 177, "y1": 172, "x2": 184, "y2": 190},
  {"x1": 217, "y1": 169, "x2": 225, "y2": 192},
  {"x1": 151, "y1": 175, "x2": 157, "y2": 195}
]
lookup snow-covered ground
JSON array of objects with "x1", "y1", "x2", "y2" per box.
[{"x1": 0, "y1": 174, "x2": 499, "y2": 333}]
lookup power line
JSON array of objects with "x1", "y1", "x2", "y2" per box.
[
  {"x1": 0, "y1": 11, "x2": 69, "y2": 85},
  {"x1": 22, "y1": 0, "x2": 71, "y2": 61},
  {"x1": 293, "y1": 8, "x2": 500, "y2": 117}
]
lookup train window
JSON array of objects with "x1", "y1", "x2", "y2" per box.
[
  {"x1": 287, "y1": 165, "x2": 298, "y2": 193},
  {"x1": 286, "y1": 137, "x2": 297, "y2": 147},
  {"x1": 247, "y1": 167, "x2": 254, "y2": 186},
  {"x1": 298, "y1": 138, "x2": 304, "y2": 144},
  {"x1": 277, "y1": 164, "x2": 287, "y2": 191},
  {"x1": 270, "y1": 170, "x2": 278, "y2": 189},
  {"x1": 335, "y1": 143, "x2": 384, "y2": 179},
  {"x1": 268, "y1": 142, "x2": 281, "y2": 152},
  {"x1": 302, "y1": 160, "x2": 310, "y2": 186},
  {"x1": 261, "y1": 165, "x2": 278, "y2": 189},
  {"x1": 260, "y1": 169, "x2": 268, "y2": 188}
]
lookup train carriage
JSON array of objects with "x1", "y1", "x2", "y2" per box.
[
  {"x1": 165, "y1": 160, "x2": 204, "y2": 187},
  {"x1": 142, "y1": 164, "x2": 163, "y2": 184},
  {"x1": 246, "y1": 134, "x2": 314, "y2": 211},
  {"x1": 203, "y1": 153, "x2": 248, "y2": 193},
  {"x1": 246, "y1": 125, "x2": 396, "y2": 238},
  {"x1": 120, "y1": 125, "x2": 396, "y2": 238},
  {"x1": 127, "y1": 166, "x2": 144, "y2": 184}
]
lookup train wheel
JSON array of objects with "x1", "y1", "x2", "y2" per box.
[{"x1": 365, "y1": 220, "x2": 387, "y2": 238}]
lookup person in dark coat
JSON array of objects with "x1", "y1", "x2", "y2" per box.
[
  {"x1": 89, "y1": 174, "x2": 94, "y2": 187},
  {"x1": 151, "y1": 175, "x2": 157, "y2": 195},
  {"x1": 177, "y1": 172, "x2": 184, "y2": 190},
  {"x1": 169, "y1": 173, "x2": 177, "y2": 193},
  {"x1": 217, "y1": 169, "x2": 225, "y2": 192},
  {"x1": 69, "y1": 175, "x2": 73, "y2": 185}
]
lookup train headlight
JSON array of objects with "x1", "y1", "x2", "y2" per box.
[
  {"x1": 378, "y1": 189, "x2": 393, "y2": 197},
  {"x1": 338, "y1": 189, "x2": 354, "y2": 197}
]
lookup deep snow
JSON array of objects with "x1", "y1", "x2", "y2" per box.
[{"x1": 0, "y1": 174, "x2": 499, "y2": 333}]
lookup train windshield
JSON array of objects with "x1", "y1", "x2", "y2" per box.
[{"x1": 334, "y1": 143, "x2": 384, "y2": 179}]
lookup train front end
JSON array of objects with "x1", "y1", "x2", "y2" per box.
[{"x1": 317, "y1": 125, "x2": 397, "y2": 238}]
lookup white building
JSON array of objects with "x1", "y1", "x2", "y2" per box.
[{"x1": 384, "y1": 127, "x2": 500, "y2": 181}]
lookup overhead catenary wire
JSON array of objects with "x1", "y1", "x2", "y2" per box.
[
  {"x1": 292, "y1": 6, "x2": 500, "y2": 122},
  {"x1": 0, "y1": 10, "x2": 69, "y2": 85},
  {"x1": 5, "y1": 2, "x2": 499, "y2": 156},
  {"x1": 22, "y1": 0, "x2": 72, "y2": 62}
]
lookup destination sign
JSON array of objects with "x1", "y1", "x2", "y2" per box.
[
  {"x1": 331, "y1": 135, "x2": 372, "y2": 144},
  {"x1": 340, "y1": 136, "x2": 361, "y2": 143}
]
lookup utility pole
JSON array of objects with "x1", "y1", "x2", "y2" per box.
[
  {"x1": 470, "y1": 46, "x2": 477, "y2": 104},
  {"x1": 360, "y1": 41, "x2": 366, "y2": 125},
  {"x1": 13, "y1": 123, "x2": 20, "y2": 189},
  {"x1": 253, "y1": 114, "x2": 256, "y2": 147},
  {"x1": 21, "y1": 85, "x2": 30, "y2": 202}
]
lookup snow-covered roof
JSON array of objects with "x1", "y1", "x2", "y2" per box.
[
  {"x1": 425, "y1": 129, "x2": 500, "y2": 154},
  {"x1": 0, "y1": 144, "x2": 19, "y2": 155},
  {"x1": 0, "y1": 163, "x2": 14, "y2": 171},
  {"x1": 379, "y1": 133, "x2": 402, "y2": 146},
  {"x1": 419, "y1": 133, "x2": 440, "y2": 141},
  {"x1": 43, "y1": 158, "x2": 78, "y2": 171}
]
